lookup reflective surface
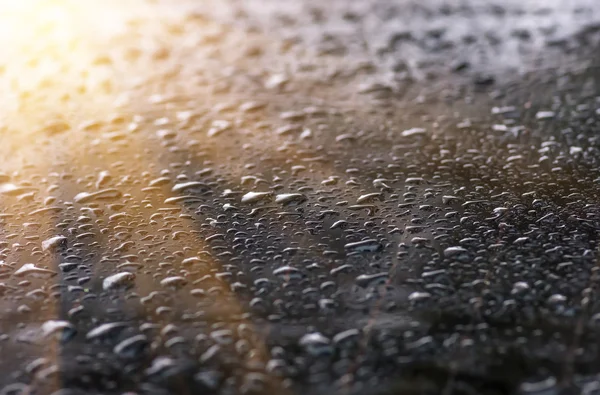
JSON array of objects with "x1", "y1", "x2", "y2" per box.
[{"x1": 1, "y1": 1, "x2": 600, "y2": 394}]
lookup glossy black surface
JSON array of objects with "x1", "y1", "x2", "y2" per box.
[{"x1": 1, "y1": 1, "x2": 600, "y2": 394}]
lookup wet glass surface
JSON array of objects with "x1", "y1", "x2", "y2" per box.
[{"x1": 1, "y1": 1, "x2": 600, "y2": 394}]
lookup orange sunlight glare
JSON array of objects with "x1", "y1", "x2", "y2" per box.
[{"x1": 0, "y1": 0, "x2": 134, "y2": 166}]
